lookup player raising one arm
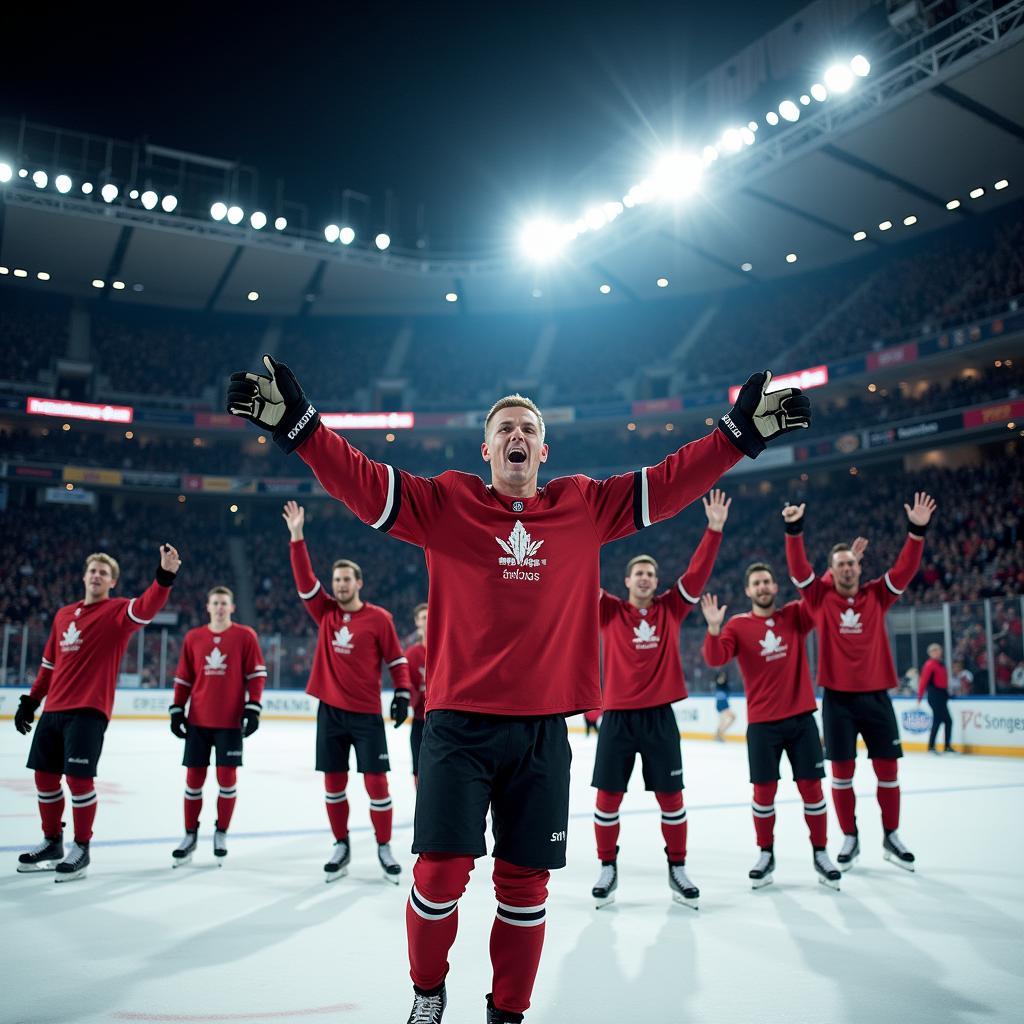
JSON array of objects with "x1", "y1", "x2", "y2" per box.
[
  {"x1": 282, "y1": 499, "x2": 411, "y2": 885},
  {"x1": 14, "y1": 544, "x2": 180, "y2": 882},
  {"x1": 228, "y1": 356, "x2": 808, "y2": 1024},
  {"x1": 168, "y1": 585, "x2": 267, "y2": 866},
  {"x1": 783, "y1": 492, "x2": 936, "y2": 873},
  {"x1": 701, "y1": 566, "x2": 841, "y2": 892},
  {"x1": 590, "y1": 488, "x2": 730, "y2": 911}
]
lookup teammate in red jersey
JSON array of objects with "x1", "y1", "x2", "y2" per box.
[
  {"x1": 701, "y1": 563, "x2": 841, "y2": 891},
  {"x1": 783, "y1": 491, "x2": 936, "y2": 873},
  {"x1": 405, "y1": 603, "x2": 428, "y2": 787},
  {"x1": 589, "y1": 488, "x2": 730, "y2": 911},
  {"x1": 229, "y1": 357, "x2": 809, "y2": 1024},
  {"x1": 167, "y1": 585, "x2": 266, "y2": 866},
  {"x1": 14, "y1": 544, "x2": 181, "y2": 882},
  {"x1": 282, "y1": 499, "x2": 412, "y2": 885}
]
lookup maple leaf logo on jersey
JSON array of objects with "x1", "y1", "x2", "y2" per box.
[
  {"x1": 839, "y1": 608, "x2": 863, "y2": 634},
  {"x1": 496, "y1": 521, "x2": 545, "y2": 566},
  {"x1": 632, "y1": 619, "x2": 660, "y2": 647},
  {"x1": 60, "y1": 621, "x2": 83, "y2": 652},
  {"x1": 759, "y1": 628, "x2": 788, "y2": 660},
  {"x1": 332, "y1": 626, "x2": 355, "y2": 653},
  {"x1": 204, "y1": 646, "x2": 228, "y2": 675}
]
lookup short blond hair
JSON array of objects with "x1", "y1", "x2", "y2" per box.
[
  {"x1": 626, "y1": 554, "x2": 658, "y2": 576},
  {"x1": 208, "y1": 586, "x2": 234, "y2": 601},
  {"x1": 484, "y1": 394, "x2": 546, "y2": 442},
  {"x1": 83, "y1": 552, "x2": 120, "y2": 581}
]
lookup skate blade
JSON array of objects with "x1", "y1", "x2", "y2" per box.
[
  {"x1": 381, "y1": 869, "x2": 401, "y2": 885},
  {"x1": 54, "y1": 868, "x2": 87, "y2": 883},
  {"x1": 817, "y1": 875, "x2": 841, "y2": 891},
  {"x1": 750, "y1": 874, "x2": 774, "y2": 890},
  {"x1": 837, "y1": 857, "x2": 857, "y2": 873},
  {"x1": 883, "y1": 850, "x2": 915, "y2": 872},
  {"x1": 171, "y1": 852, "x2": 194, "y2": 868},
  {"x1": 672, "y1": 892, "x2": 699, "y2": 910},
  {"x1": 324, "y1": 866, "x2": 348, "y2": 884},
  {"x1": 16, "y1": 861, "x2": 59, "y2": 873},
  {"x1": 594, "y1": 891, "x2": 616, "y2": 909}
]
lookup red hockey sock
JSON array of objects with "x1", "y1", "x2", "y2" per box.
[
  {"x1": 490, "y1": 858, "x2": 549, "y2": 1016},
  {"x1": 215, "y1": 766, "x2": 238, "y2": 831},
  {"x1": 364, "y1": 772, "x2": 393, "y2": 845},
  {"x1": 872, "y1": 758, "x2": 900, "y2": 832},
  {"x1": 324, "y1": 772, "x2": 349, "y2": 841},
  {"x1": 594, "y1": 790, "x2": 623, "y2": 862},
  {"x1": 752, "y1": 782, "x2": 777, "y2": 850},
  {"x1": 407, "y1": 853, "x2": 475, "y2": 991},
  {"x1": 830, "y1": 760, "x2": 857, "y2": 835},
  {"x1": 796, "y1": 778, "x2": 828, "y2": 849},
  {"x1": 66, "y1": 775, "x2": 97, "y2": 844},
  {"x1": 184, "y1": 766, "x2": 206, "y2": 832},
  {"x1": 34, "y1": 771, "x2": 64, "y2": 837},
  {"x1": 655, "y1": 791, "x2": 687, "y2": 862}
]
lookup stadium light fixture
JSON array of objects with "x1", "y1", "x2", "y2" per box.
[
  {"x1": 520, "y1": 219, "x2": 566, "y2": 262},
  {"x1": 747, "y1": 121, "x2": 758, "y2": 132},
  {"x1": 903, "y1": 215, "x2": 917, "y2": 226},
  {"x1": 13, "y1": 268, "x2": 28, "y2": 277},
  {"x1": 652, "y1": 152, "x2": 703, "y2": 200},
  {"x1": 140, "y1": 190, "x2": 158, "y2": 210},
  {"x1": 227, "y1": 206, "x2": 244, "y2": 225},
  {"x1": 247, "y1": 291, "x2": 259, "y2": 301},
  {"x1": 969, "y1": 187, "x2": 984, "y2": 199},
  {"x1": 599, "y1": 283, "x2": 612, "y2": 294},
  {"x1": 102, "y1": 184, "x2": 118, "y2": 203},
  {"x1": 274, "y1": 216, "x2": 287, "y2": 231},
  {"x1": 810, "y1": 83, "x2": 827, "y2": 102},
  {"x1": 778, "y1": 100, "x2": 800, "y2": 123},
  {"x1": 375, "y1": 232, "x2": 391, "y2": 251},
  {"x1": 853, "y1": 230, "x2": 867, "y2": 241},
  {"x1": 0, "y1": 266, "x2": 8, "y2": 274},
  {"x1": 91, "y1": 279, "x2": 104, "y2": 288},
  {"x1": 339, "y1": 226, "x2": 355, "y2": 245},
  {"x1": 994, "y1": 179, "x2": 1008, "y2": 190},
  {"x1": 324, "y1": 223, "x2": 341, "y2": 243},
  {"x1": 800, "y1": 95, "x2": 811, "y2": 106},
  {"x1": 702, "y1": 145, "x2": 719, "y2": 164},
  {"x1": 740, "y1": 262, "x2": 753, "y2": 272},
  {"x1": 82, "y1": 182, "x2": 94, "y2": 195},
  {"x1": 946, "y1": 199, "x2": 960, "y2": 210},
  {"x1": 210, "y1": 202, "x2": 227, "y2": 221},
  {"x1": 740, "y1": 126, "x2": 755, "y2": 146},
  {"x1": 32, "y1": 170, "x2": 48, "y2": 189},
  {"x1": 879, "y1": 220, "x2": 893, "y2": 230},
  {"x1": 55, "y1": 174, "x2": 72, "y2": 194},
  {"x1": 129, "y1": 189, "x2": 140, "y2": 200},
  {"x1": 720, "y1": 128, "x2": 744, "y2": 153},
  {"x1": 112, "y1": 281, "x2": 126, "y2": 290},
  {"x1": 850, "y1": 54, "x2": 871, "y2": 77},
  {"x1": 785, "y1": 253, "x2": 798, "y2": 263},
  {"x1": 656, "y1": 277, "x2": 669, "y2": 288},
  {"x1": 584, "y1": 206, "x2": 608, "y2": 230},
  {"x1": 445, "y1": 292, "x2": 458, "y2": 303},
  {"x1": 765, "y1": 111, "x2": 780, "y2": 126},
  {"x1": 824, "y1": 64, "x2": 854, "y2": 93},
  {"x1": 249, "y1": 210, "x2": 266, "y2": 229},
  {"x1": 162, "y1": 195, "x2": 178, "y2": 213},
  {"x1": 37, "y1": 272, "x2": 50, "y2": 281},
  {"x1": 0, "y1": 162, "x2": 12, "y2": 183}
]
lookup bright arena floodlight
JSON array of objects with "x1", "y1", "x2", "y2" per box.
[
  {"x1": 652, "y1": 152, "x2": 704, "y2": 199},
  {"x1": 141, "y1": 190, "x2": 158, "y2": 210},
  {"x1": 339, "y1": 226, "x2": 355, "y2": 245},
  {"x1": 161, "y1": 194, "x2": 178, "y2": 213},
  {"x1": 0, "y1": 162, "x2": 12, "y2": 183},
  {"x1": 102, "y1": 184, "x2": 118, "y2": 203},
  {"x1": 227, "y1": 206, "x2": 244, "y2": 225},
  {"x1": 850, "y1": 54, "x2": 871, "y2": 77},
  {"x1": 274, "y1": 216, "x2": 287, "y2": 230},
  {"x1": 520, "y1": 219, "x2": 566, "y2": 262},
  {"x1": 249, "y1": 210, "x2": 266, "y2": 229},
  {"x1": 445, "y1": 292, "x2": 458, "y2": 303},
  {"x1": 810, "y1": 83, "x2": 828, "y2": 102},
  {"x1": 740, "y1": 126, "x2": 755, "y2": 145},
  {"x1": 55, "y1": 174, "x2": 72, "y2": 194},
  {"x1": 824, "y1": 63, "x2": 854, "y2": 94},
  {"x1": 720, "y1": 128, "x2": 744, "y2": 154},
  {"x1": 32, "y1": 170, "x2": 48, "y2": 189},
  {"x1": 375, "y1": 232, "x2": 391, "y2": 251},
  {"x1": 585, "y1": 206, "x2": 607, "y2": 230},
  {"x1": 82, "y1": 182, "x2": 94, "y2": 195},
  {"x1": 702, "y1": 145, "x2": 719, "y2": 164},
  {"x1": 778, "y1": 100, "x2": 800, "y2": 122},
  {"x1": 210, "y1": 201, "x2": 227, "y2": 221},
  {"x1": 324, "y1": 223, "x2": 341, "y2": 243},
  {"x1": 765, "y1": 111, "x2": 780, "y2": 126}
]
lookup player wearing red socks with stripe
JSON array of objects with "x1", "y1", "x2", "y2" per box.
[
  {"x1": 783, "y1": 492, "x2": 936, "y2": 873},
  {"x1": 168, "y1": 585, "x2": 266, "y2": 866},
  {"x1": 590, "y1": 488, "x2": 730, "y2": 910},
  {"x1": 700, "y1": 564, "x2": 841, "y2": 890},
  {"x1": 282, "y1": 500, "x2": 412, "y2": 885},
  {"x1": 405, "y1": 603, "x2": 428, "y2": 787},
  {"x1": 228, "y1": 357, "x2": 809, "y2": 1023},
  {"x1": 14, "y1": 545, "x2": 180, "y2": 882}
]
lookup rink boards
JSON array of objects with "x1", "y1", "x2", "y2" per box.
[{"x1": 2, "y1": 688, "x2": 1022, "y2": 757}]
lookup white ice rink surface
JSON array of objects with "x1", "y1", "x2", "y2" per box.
[{"x1": 2, "y1": 719, "x2": 1022, "y2": 1024}]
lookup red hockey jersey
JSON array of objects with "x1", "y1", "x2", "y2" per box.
[{"x1": 406, "y1": 642, "x2": 427, "y2": 720}]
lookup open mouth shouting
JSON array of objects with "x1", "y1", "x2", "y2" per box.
[{"x1": 507, "y1": 446, "x2": 528, "y2": 465}]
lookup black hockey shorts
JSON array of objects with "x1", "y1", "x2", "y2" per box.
[
  {"x1": 590, "y1": 704, "x2": 684, "y2": 793},
  {"x1": 746, "y1": 712, "x2": 826, "y2": 784},
  {"x1": 410, "y1": 716, "x2": 424, "y2": 775},
  {"x1": 413, "y1": 710, "x2": 571, "y2": 870},
  {"x1": 316, "y1": 702, "x2": 391, "y2": 774},
  {"x1": 183, "y1": 724, "x2": 244, "y2": 768},
  {"x1": 27, "y1": 708, "x2": 108, "y2": 778},
  {"x1": 822, "y1": 688, "x2": 903, "y2": 762}
]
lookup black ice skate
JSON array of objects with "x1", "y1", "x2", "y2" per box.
[
  {"x1": 378, "y1": 842, "x2": 402, "y2": 884},
  {"x1": 172, "y1": 829, "x2": 198, "y2": 867},
  {"x1": 406, "y1": 982, "x2": 446, "y2": 1023},
  {"x1": 668, "y1": 861, "x2": 699, "y2": 909},
  {"x1": 592, "y1": 859, "x2": 618, "y2": 908},
  {"x1": 17, "y1": 833, "x2": 64, "y2": 873},
  {"x1": 54, "y1": 841, "x2": 90, "y2": 883},
  {"x1": 486, "y1": 992, "x2": 524, "y2": 1023},
  {"x1": 882, "y1": 830, "x2": 915, "y2": 872},
  {"x1": 213, "y1": 827, "x2": 228, "y2": 861},
  {"x1": 837, "y1": 833, "x2": 860, "y2": 872},
  {"x1": 813, "y1": 850, "x2": 841, "y2": 890},
  {"x1": 749, "y1": 850, "x2": 775, "y2": 889},
  {"x1": 324, "y1": 838, "x2": 351, "y2": 883}
]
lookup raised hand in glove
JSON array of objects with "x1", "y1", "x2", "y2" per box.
[
  {"x1": 169, "y1": 704, "x2": 187, "y2": 739},
  {"x1": 14, "y1": 695, "x2": 40, "y2": 735},
  {"x1": 719, "y1": 370, "x2": 811, "y2": 459},
  {"x1": 390, "y1": 691, "x2": 410, "y2": 729},
  {"x1": 227, "y1": 355, "x2": 320, "y2": 454}
]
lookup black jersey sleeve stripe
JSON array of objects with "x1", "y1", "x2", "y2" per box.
[
  {"x1": 632, "y1": 470, "x2": 645, "y2": 531},
  {"x1": 375, "y1": 466, "x2": 403, "y2": 534}
]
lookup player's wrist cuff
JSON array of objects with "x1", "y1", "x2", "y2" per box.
[
  {"x1": 244, "y1": 701, "x2": 262, "y2": 712},
  {"x1": 273, "y1": 401, "x2": 320, "y2": 454},
  {"x1": 156, "y1": 566, "x2": 177, "y2": 587},
  {"x1": 907, "y1": 521, "x2": 928, "y2": 537},
  {"x1": 718, "y1": 406, "x2": 766, "y2": 459},
  {"x1": 168, "y1": 704, "x2": 184, "y2": 714},
  {"x1": 784, "y1": 519, "x2": 804, "y2": 535}
]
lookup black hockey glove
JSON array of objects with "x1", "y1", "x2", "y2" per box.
[
  {"x1": 241, "y1": 701, "x2": 262, "y2": 738},
  {"x1": 227, "y1": 354, "x2": 320, "y2": 454},
  {"x1": 14, "y1": 695, "x2": 40, "y2": 735},
  {"x1": 719, "y1": 370, "x2": 811, "y2": 459},
  {"x1": 390, "y1": 691, "x2": 410, "y2": 729},
  {"x1": 169, "y1": 704, "x2": 187, "y2": 739}
]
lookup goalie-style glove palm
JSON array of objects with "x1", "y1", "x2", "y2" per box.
[
  {"x1": 227, "y1": 355, "x2": 320, "y2": 454},
  {"x1": 719, "y1": 370, "x2": 811, "y2": 459},
  {"x1": 390, "y1": 692, "x2": 410, "y2": 729}
]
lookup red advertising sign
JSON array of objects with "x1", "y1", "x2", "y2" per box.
[
  {"x1": 321, "y1": 412, "x2": 415, "y2": 430},
  {"x1": 866, "y1": 342, "x2": 918, "y2": 370},
  {"x1": 962, "y1": 399, "x2": 1024, "y2": 429},
  {"x1": 27, "y1": 396, "x2": 134, "y2": 424},
  {"x1": 729, "y1": 365, "x2": 828, "y2": 405}
]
